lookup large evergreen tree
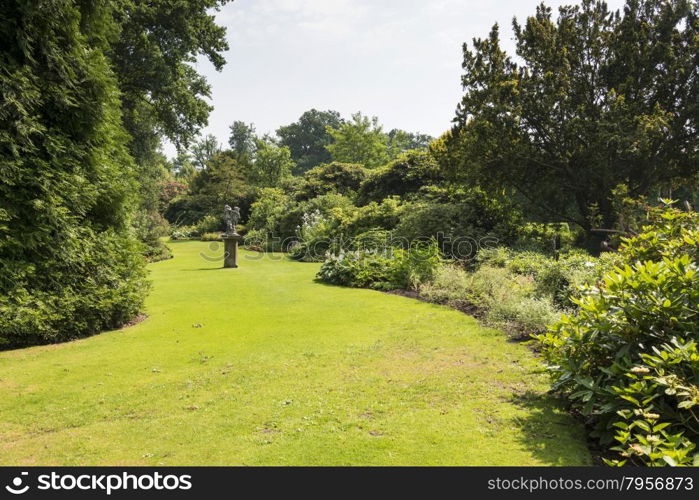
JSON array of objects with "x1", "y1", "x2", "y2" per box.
[
  {"x1": 0, "y1": 0, "x2": 146, "y2": 347},
  {"x1": 448, "y1": 0, "x2": 698, "y2": 231}
]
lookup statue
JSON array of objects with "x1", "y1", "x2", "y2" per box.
[{"x1": 223, "y1": 204, "x2": 240, "y2": 235}]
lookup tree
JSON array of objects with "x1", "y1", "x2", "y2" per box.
[
  {"x1": 109, "y1": 0, "x2": 229, "y2": 151},
  {"x1": 167, "y1": 151, "x2": 254, "y2": 225},
  {"x1": 191, "y1": 134, "x2": 222, "y2": 171},
  {"x1": 326, "y1": 112, "x2": 391, "y2": 169},
  {"x1": 107, "y1": 1, "x2": 230, "y2": 258},
  {"x1": 0, "y1": 0, "x2": 147, "y2": 347},
  {"x1": 357, "y1": 150, "x2": 443, "y2": 205},
  {"x1": 297, "y1": 162, "x2": 369, "y2": 200},
  {"x1": 277, "y1": 109, "x2": 343, "y2": 174},
  {"x1": 387, "y1": 129, "x2": 434, "y2": 156},
  {"x1": 171, "y1": 152, "x2": 196, "y2": 184},
  {"x1": 228, "y1": 121, "x2": 257, "y2": 162},
  {"x1": 448, "y1": 0, "x2": 699, "y2": 232},
  {"x1": 249, "y1": 139, "x2": 295, "y2": 188}
]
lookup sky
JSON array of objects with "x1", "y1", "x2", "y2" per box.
[{"x1": 164, "y1": 0, "x2": 626, "y2": 157}]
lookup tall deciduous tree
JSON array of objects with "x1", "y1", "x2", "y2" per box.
[
  {"x1": 249, "y1": 139, "x2": 295, "y2": 188},
  {"x1": 228, "y1": 121, "x2": 257, "y2": 163},
  {"x1": 326, "y1": 112, "x2": 391, "y2": 169},
  {"x1": 191, "y1": 134, "x2": 222, "y2": 171},
  {"x1": 277, "y1": 109, "x2": 343, "y2": 174},
  {"x1": 448, "y1": 0, "x2": 698, "y2": 230}
]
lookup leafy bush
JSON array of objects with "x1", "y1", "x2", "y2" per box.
[
  {"x1": 0, "y1": 230, "x2": 149, "y2": 349},
  {"x1": 513, "y1": 222, "x2": 577, "y2": 253},
  {"x1": 389, "y1": 241, "x2": 442, "y2": 290},
  {"x1": 317, "y1": 240, "x2": 442, "y2": 291},
  {"x1": 316, "y1": 250, "x2": 392, "y2": 288},
  {"x1": 195, "y1": 215, "x2": 222, "y2": 235},
  {"x1": 342, "y1": 197, "x2": 405, "y2": 236},
  {"x1": 296, "y1": 162, "x2": 368, "y2": 200},
  {"x1": 290, "y1": 210, "x2": 338, "y2": 262},
  {"x1": 477, "y1": 248, "x2": 616, "y2": 308},
  {"x1": 356, "y1": 150, "x2": 443, "y2": 205},
  {"x1": 421, "y1": 263, "x2": 561, "y2": 337},
  {"x1": 200, "y1": 232, "x2": 222, "y2": 242},
  {"x1": 392, "y1": 189, "x2": 521, "y2": 259},
  {"x1": 349, "y1": 229, "x2": 392, "y2": 251},
  {"x1": 535, "y1": 205, "x2": 699, "y2": 466},
  {"x1": 170, "y1": 225, "x2": 198, "y2": 240}
]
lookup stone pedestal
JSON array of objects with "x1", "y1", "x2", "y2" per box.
[{"x1": 222, "y1": 234, "x2": 242, "y2": 268}]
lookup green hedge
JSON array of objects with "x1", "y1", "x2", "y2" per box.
[{"x1": 535, "y1": 206, "x2": 699, "y2": 466}]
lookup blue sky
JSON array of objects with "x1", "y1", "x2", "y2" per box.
[{"x1": 165, "y1": 0, "x2": 626, "y2": 156}]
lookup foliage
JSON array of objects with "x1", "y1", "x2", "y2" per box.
[
  {"x1": 190, "y1": 134, "x2": 222, "y2": 171},
  {"x1": 386, "y1": 129, "x2": 434, "y2": 156},
  {"x1": 110, "y1": 0, "x2": 229, "y2": 150},
  {"x1": 228, "y1": 121, "x2": 257, "y2": 162},
  {"x1": 447, "y1": 0, "x2": 699, "y2": 230},
  {"x1": 535, "y1": 205, "x2": 699, "y2": 466},
  {"x1": 290, "y1": 210, "x2": 338, "y2": 262},
  {"x1": 343, "y1": 197, "x2": 406, "y2": 236},
  {"x1": 297, "y1": 162, "x2": 368, "y2": 200},
  {"x1": 477, "y1": 248, "x2": 617, "y2": 308},
  {"x1": 421, "y1": 264, "x2": 561, "y2": 338},
  {"x1": 0, "y1": 0, "x2": 148, "y2": 347},
  {"x1": 317, "y1": 240, "x2": 441, "y2": 291},
  {"x1": 326, "y1": 112, "x2": 391, "y2": 169},
  {"x1": 248, "y1": 139, "x2": 294, "y2": 188},
  {"x1": 200, "y1": 232, "x2": 222, "y2": 242},
  {"x1": 392, "y1": 190, "x2": 522, "y2": 259},
  {"x1": 277, "y1": 109, "x2": 344, "y2": 174},
  {"x1": 166, "y1": 151, "x2": 254, "y2": 226},
  {"x1": 356, "y1": 150, "x2": 444, "y2": 205},
  {"x1": 316, "y1": 250, "x2": 392, "y2": 288},
  {"x1": 513, "y1": 223, "x2": 577, "y2": 253},
  {"x1": 389, "y1": 241, "x2": 442, "y2": 290}
]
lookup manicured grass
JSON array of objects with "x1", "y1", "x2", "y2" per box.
[{"x1": 0, "y1": 241, "x2": 591, "y2": 465}]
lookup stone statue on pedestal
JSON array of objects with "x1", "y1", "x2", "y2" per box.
[
  {"x1": 222, "y1": 204, "x2": 242, "y2": 269},
  {"x1": 223, "y1": 205, "x2": 240, "y2": 236}
]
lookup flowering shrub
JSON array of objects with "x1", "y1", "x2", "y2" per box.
[
  {"x1": 316, "y1": 240, "x2": 442, "y2": 291},
  {"x1": 535, "y1": 205, "x2": 699, "y2": 466}
]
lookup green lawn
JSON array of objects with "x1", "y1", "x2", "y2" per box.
[{"x1": 0, "y1": 241, "x2": 591, "y2": 465}]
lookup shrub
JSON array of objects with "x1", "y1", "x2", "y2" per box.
[
  {"x1": 356, "y1": 150, "x2": 443, "y2": 205},
  {"x1": 195, "y1": 215, "x2": 222, "y2": 235},
  {"x1": 422, "y1": 263, "x2": 561, "y2": 337},
  {"x1": 316, "y1": 240, "x2": 442, "y2": 291},
  {"x1": 392, "y1": 189, "x2": 521, "y2": 259},
  {"x1": 170, "y1": 225, "x2": 198, "y2": 240},
  {"x1": 476, "y1": 247, "x2": 616, "y2": 309},
  {"x1": 296, "y1": 162, "x2": 368, "y2": 200},
  {"x1": 389, "y1": 241, "x2": 442, "y2": 290},
  {"x1": 200, "y1": 232, "x2": 222, "y2": 242},
  {"x1": 290, "y1": 210, "x2": 338, "y2": 262},
  {"x1": 0, "y1": 230, "x2": 149, "y2": 349},
  {"x1": 535, "y1": 205, "x2": 699, "y2": 466},
  {"x1": 513, "y1": 222, "x2": 577, "y2": 253},
  {"x1": 349, "y1": 229, "x2": 392, "y2": 251},
  {"x1": 316, "y1": 250, "x2": 392, "y2": 288},
  {"x1": 342, "y1": 197, "x2": 405, "y2": 236}
]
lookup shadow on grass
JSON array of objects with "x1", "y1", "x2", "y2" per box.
[{"x1": 510, "y1": 390, "x2": 591, "y2": 466}]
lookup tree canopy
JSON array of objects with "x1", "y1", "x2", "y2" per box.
[
  {"x1": 277, "y1": 109, "x2": 344, "y2": 174},
  {"x1": 447, "y1": 0, "x2": 698, "y2": 230}
]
